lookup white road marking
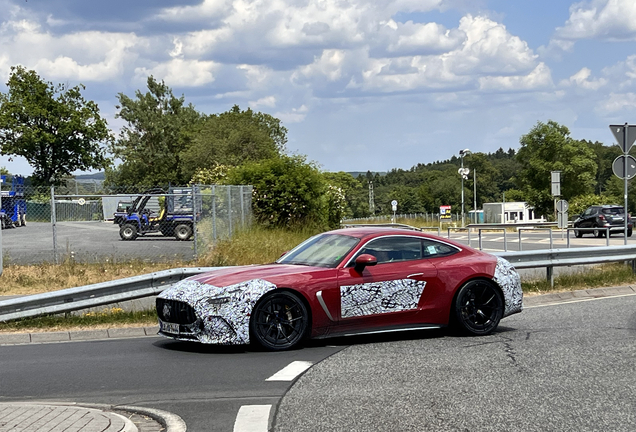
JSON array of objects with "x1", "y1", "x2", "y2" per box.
[
  {"x1": 233, "y1": 405, "x2": 271, "y2": 432},
  {"x1": 526, "y1": 292, "x2": 636, "y2": 308},
  {"x1": 265, "y1": 360, "x2": 313, "y2": 381}
]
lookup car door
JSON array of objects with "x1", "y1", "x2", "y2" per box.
[{"x1": 333, "y1": 235, "x2": 439, "y2": 333}]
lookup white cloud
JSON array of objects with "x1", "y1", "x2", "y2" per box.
[
  {"x1": 555, "y1": 0, "x2": 636, "y2": 41},
  {"x1": 135, "y1": 59, "x2": 218, "y2": 87},
  {"x1": 0, "y1": 19, "x2": 141, "y2": 82},
  {"x1": 559, "y1": 67, "x2": 607, "y2": 90},
  {"x1": 478, "y1": 63, "x2": 553, "y2": 91},
  {"x1": 249, "y1": 95, "x2": 277, "y2": 108},
  {"x1": 275, "y1": 104, "x2": 309, "y2": 123},
  {"x1": 598, "y1": 92, "x2": 636, "y2": 113}
]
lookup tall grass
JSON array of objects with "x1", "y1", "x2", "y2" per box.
[{"x1": 197, "y1": 225, "x2": 320, "y2": 266}]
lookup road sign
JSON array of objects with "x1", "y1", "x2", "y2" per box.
[
  {"x1": 612, "y1": 154, "x2": 636, "y2": 180},
  {"x1": 557, "y1": 211, "x2": 568, "y2": 229},
  {"x1": 556, "y1": 199, "x2": 568, "y2": 213},
  {"x1": 551, "y1": 171, "x2": 561, "y2": 196},
  {"x1": 610, "y1": 124, "x2": 636, "y2": 153},
  {"x1": 440, "y1": 205, "x2": 452, "y2": 220}
]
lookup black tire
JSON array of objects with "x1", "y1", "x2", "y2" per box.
[
  {"x1": 453, "y1": 280, "x2": 504, "y2": 336},
  {"x1": 628, "y1": 229, "x2": 633, "y2": 237},
  {"x1": 119, "y1": 223, "x2": 138, "y2": 241},
  {"x1": 174, "y1": 224, "x2": 193, "y2": 241},
  {"x1": 20, "y1": 214, "x2": 26, "y2": 226},
  {"x1": 250, "y1": 291, "x2": 309, "y2": 351},
  {"x1": 574, "y1": 229, "x2": 582, "y2": 238},
  {"x1": 593, "y1": 226, "x2": 603, "y2": 238}
]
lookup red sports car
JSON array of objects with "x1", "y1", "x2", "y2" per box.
[{"x1": 156, "y1": 227, "x2": 523, "y2": 350}]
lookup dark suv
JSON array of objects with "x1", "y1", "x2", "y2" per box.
[{"x1": 573, "y1": 205, "x2": 632, "y2": 238}]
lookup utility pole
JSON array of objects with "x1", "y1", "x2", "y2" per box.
[{"x1": 458, "y1": 149, "x2": 470, "y2": 227}]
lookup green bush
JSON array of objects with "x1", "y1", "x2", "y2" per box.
[{"x1": 225, "y1": 155, "x2": 333, "y2": 228}]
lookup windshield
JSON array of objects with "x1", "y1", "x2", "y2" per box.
[{"x1": 276, "y1": 234, "x2": 360, "y2": 268}]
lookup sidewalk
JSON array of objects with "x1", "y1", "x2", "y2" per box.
[{"x1": 0, "y1": 402, "x2": 186, "y2": 432}]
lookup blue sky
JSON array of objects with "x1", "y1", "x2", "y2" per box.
[{"x1": 1, "y1": 0, "x2": 636, "y2": 176}]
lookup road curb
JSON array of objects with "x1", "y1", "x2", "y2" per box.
[
  {"x1": 0, "y1": 325, "x2": 159, "y2": 346},
  {"x1": 75, "y1": 403, "x2": 187, "y2": 432}
]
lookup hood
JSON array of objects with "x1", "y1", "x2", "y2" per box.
[{"x1": 185, "y1": 263, "x2": 329, "y2": 288}]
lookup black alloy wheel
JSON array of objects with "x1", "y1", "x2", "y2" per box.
[
  {"x1": 454, "y1": 280, "x2": 504, "y2": 336},
  {"x1": 250, "y1": 291, "x2": 309, "y2": 350},
  {"x1": 119, "y1": 223, "x2": 138, "y2": 241}
]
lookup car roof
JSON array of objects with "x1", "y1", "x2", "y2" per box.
[{"x1": 325, "y1": 226, "x2": 466, "y2": 246}]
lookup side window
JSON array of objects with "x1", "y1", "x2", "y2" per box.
[
  {"x1": 356, "y1": 236, "x2": 422, "y2": 264},
  {"x1": 421, "y1": 239, "x2": 459, "y2": 258}
]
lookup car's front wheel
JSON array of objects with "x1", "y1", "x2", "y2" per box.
[
  {"x1": 250, "y1": 291, "x2": 309, "y2": 350},
  {"x1": 453, "y1": 280, "x2": 503, "y2": 336}
]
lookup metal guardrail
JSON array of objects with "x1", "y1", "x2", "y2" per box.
[
  {"x1": 467, "y1": 222, "x2": 558, "y2": 229},
  {"x1": 496, "y1": 245, "x2": 636, "y2": 286},
  {"x1": 0, "y1": 267, "x2": 222, "y2": 322}
]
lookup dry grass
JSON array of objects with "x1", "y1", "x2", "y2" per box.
[
  {"x1": 0, "y1": 259, "x2": 190, "y2": 296},
  {"x1": 197, "y1": 225, "x2": 319, "y2": 266}
]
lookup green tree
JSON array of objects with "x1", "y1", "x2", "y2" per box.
[
  {"x1": 323, "y1": 171, "x2": 367, "y2": 218},
  {"x1": 516, "y1": 121, "x2": 597, "y2": 217},
  {"x1": 0, "y1": 66, "x2": 111, "y2": 186},
  {"x1": 108, "y1": 76, "x2": 200, "y2": 186},
  {"x1": 224, "y1": 155, "x2": 328, "y2": 228},
  {"x1": 181, "y1": 105, "x2": 286, "y2": 181}
]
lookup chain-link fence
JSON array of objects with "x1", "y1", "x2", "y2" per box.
[{"x1": 0, "y1": 182, "x2": 252, "y2": 265}]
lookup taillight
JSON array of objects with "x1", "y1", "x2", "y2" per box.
[{"x1": 598, "y1": 215, "x2": 605, "y2": 221}]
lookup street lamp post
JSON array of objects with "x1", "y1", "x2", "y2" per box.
[{"x1": 458, "y1": 149, "x2": 470, "y2": 227}]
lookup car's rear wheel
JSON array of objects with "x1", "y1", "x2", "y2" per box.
[
  {"x1": 574, "y1": 229, "x2": 582, "y2": 238},
  {"x1": 593, "y1": 226, "x2": 604, "y2": 238},
  {"x1": 119, "y1": 223, "x2": 138, "y2": 241},
  {"x1": 628, "y1": 229, "x2": 633, "y2": 237},
  {"x1": 250, "y1": 291, "x2": 308, "y2": 350},
  {"x1": 174, "y1": 224, "x2": 193, "y2": 240},
  {"x1": 453, "y1": 280, "x2": 503, "y2": 336}
]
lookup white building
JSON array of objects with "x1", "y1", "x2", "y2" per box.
[{"x1": 482, "y1": 202, "x2": 544, "y2": 224}]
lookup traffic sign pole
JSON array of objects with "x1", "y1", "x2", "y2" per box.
[{"x1": 625, "y1": 124, "x2": 629, "y2": 245}]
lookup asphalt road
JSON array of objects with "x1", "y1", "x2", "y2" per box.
[
  {"x1": 0, "y1": 337, "x2": 344, "y2": 432},
  {"x1": 1, "y1": 221, "x2": 634, "y2": 265},
  {"x1": 275, "y1": 294, "x2": 636, "y2": 432},
  {"x1": 1, "y1": 295, "x2": 635, "y2": 431}
]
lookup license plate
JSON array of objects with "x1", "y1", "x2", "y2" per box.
[{"x1": 161, "y1": 320, "x2": 180, "y2": 334}]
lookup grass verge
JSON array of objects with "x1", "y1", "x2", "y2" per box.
[
  {"x1": 0, "y1": 307, "x2": 158, "y2": 333},
  {"x1": 521, "y1": 263, "x2": 636, "y2": 295}
]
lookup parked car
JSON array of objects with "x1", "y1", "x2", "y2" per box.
[
  {"x1": 156, "y1": 227, "x2": 523, "y2": 350},
  {"x1": 573, "y1": 205, "x2": 632, "y2": 238}
]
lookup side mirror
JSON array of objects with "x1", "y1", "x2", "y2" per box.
[{"x1": 354, "y1": 254, "x2": 377, "y2": 273}]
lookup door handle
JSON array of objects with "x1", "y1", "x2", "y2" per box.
[{"x1": 407, "y1": 273, "x2": 424, "y2": 279}]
